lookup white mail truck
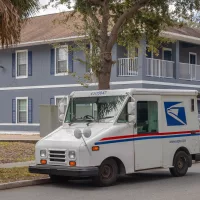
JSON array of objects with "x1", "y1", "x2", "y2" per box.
[{"x1": 29, "y1": 88, "x2": 200, "y2": 186}]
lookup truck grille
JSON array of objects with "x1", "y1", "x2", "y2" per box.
[{"x1": 48, "y1": 150, "x2": 66, "y2": 163}]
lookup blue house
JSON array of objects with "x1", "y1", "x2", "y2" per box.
[{"x1": 1, "y1": 13, "x2": 200, "y2": 134}]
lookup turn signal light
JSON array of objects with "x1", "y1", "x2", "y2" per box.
[
  {"x1": 69, "y1": 161, "x2": 76, "y2": 167},
  {"x1": 40, "y1": 159, "x2": 47, "y2": 165},
  {"x1": 92, "y1": 146, "x2": 99, "y2": 151}
]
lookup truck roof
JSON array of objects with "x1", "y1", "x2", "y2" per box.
[{"x1": 71, "y1": 88, "x2": 199, "y2": 97}]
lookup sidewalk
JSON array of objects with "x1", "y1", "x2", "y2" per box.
[
  {"x1": 0, "y1": 161, "x2": 35, "y2": 169},
  {"x1": 0, "y1": 134, "x2": 41, "y2": 142}
]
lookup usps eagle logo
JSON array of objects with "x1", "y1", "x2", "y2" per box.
[{"x1": 164, "y1": 102, "x2": 187, "y2": 126}]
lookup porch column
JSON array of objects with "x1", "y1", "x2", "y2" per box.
[
  {"x1": 172, "y1": 41, "x2": 180, "y2": 79},
  {"x1": 138, "y1": 38, "x2": 147, "y2": 79}
]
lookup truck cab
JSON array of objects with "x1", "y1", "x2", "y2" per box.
[{"x1": 29, "y1": 88, "x2": 200, "y2": 186}]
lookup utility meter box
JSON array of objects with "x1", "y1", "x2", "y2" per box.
[{"x1": 40, "y1": 105, "x2": 60, "y2": 137}]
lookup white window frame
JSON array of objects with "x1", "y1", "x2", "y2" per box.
[
  {"x1": 55, "y1": 45, "x2": 69, "y2": 76},
  {"x1": 16, "y1": 97, "x2": 28, "y2": 124},
  {"x1": 189, "y1": 52, "x2": 197, "y2": 65},
  {"x1": 54, "y1": 95, "x2": 69, "y2": 105},
  {"x1": 15, "y1": 50, "x2": 28, "y2": 79},
  {"x1": 162, "y1": 48, "x2": 172, "y2": 60}
]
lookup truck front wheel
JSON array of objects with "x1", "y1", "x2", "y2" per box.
[
  {"x1": 169, "y1": 151, "x2": 189, "y2": 177},
  {"x1": 93, "y1": 158, "x2": 118, "y2": 187}
]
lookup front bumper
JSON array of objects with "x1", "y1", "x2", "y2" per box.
[{"x1": 29, "y1": 165, "x2": 99, "y2": 177}]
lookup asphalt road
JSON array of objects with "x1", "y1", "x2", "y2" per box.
[{"x1": 1, "y1": 164, "x2": 200, "y2": 200}]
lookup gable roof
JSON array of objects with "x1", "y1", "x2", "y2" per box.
[{"x1": 13, "y1": 12, "x2": 200, "y2": 47}]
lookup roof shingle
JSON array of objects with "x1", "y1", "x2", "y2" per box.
[{"x1": 18, "y1": 12, "x2": 200, "y2": 45}]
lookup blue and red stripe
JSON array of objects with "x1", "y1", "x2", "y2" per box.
[{"x1": 95, "y1": 130, "x2": 200, "y2": 145}]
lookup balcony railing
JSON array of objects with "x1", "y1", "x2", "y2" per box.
[
  {"x1": 117, "y1": 58, "x2": 138, "y2": 76},
  {"x1": 179, "y1": 63, "x2": 200, "y2": 81},
  {"x1": 146, "y1": 58, "x2": 174, "y2": 78}
]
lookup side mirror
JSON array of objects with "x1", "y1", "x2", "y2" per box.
[
  {"x1": 128, "y1": 102, "x2": 136, "y2": 115},
  {"x1": 58, "y1": 102, "x2": 65, "y2": 114},
  {"x1": 128, "y1": 115, "x2": 136, "y2": 124},
  {"x1": 59, "y1": 114, "x2": 65, "y2": 121},
  {"x1": 58, "y1": 96, "x2": 69, "y2": 122}
]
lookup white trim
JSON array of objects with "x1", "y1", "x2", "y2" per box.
[
  {"x1": 0, "y1": 131, "x2": 39, "y2": 135},
  {"x1": 0, "y1": 35, "x2": 87, "y2": 49},
  {"x1": 162, "y1": 48, "x2": 172, "y2": 60},
  {"x1": 0, "y1": 123, "x2": 39, "y2": 126},
  {"x1": 15, "y1": 50, "x2": 28, "y2": 79},
  {"x1": 189, "y1": 52, "x2": 197, "y2": 64},
  {"x1": 55, "y1": 45, "x2": 69, "y2": 76},
  {"x1": 1, "y1": 80, "x2": 200, "y2": 91},
  {"x1": 16, "y1": 97, "x2": 28, "y2": 124},
  {"x1": 161, "y1": 31, "x2": 200, "y2": 45}
]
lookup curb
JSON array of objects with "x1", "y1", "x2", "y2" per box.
[{"x1": 0, "y1": 178, "x2": 51, "y2": 190}]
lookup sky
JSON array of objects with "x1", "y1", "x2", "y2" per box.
[{"x1": 37, "y1": 0, "x2": 70, "y2": 16}]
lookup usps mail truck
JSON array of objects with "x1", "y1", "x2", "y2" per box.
[{"x1": 29, "y1": 88, "x2": 200, "y2": 186}]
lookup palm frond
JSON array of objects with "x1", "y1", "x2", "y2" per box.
[{"x1": 0, "y1": 0, "x2": 39, "y2": 48}]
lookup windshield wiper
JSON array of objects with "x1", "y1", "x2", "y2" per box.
[{"x1": 99, "y1": 116, "x2": 114, "y2": 120}]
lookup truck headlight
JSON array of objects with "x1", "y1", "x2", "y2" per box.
[
  {"x1": 40, "y1": 150, "x2": 47, "y2": 158},
  {"x1": 68, "y1": 151, "x2": 76, "y2": 159}
]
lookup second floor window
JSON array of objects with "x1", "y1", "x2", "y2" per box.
[
  {"x1": 55, "y1": 46, "x2": 68, "y2": 75},
  {"x1": 16, "y1": 50, "x2": 28, "y2": 78}
]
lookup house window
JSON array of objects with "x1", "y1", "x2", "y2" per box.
[
  {"x1": 16, "y1": 50, "x2": 28, "y2": 78},
  {"x1": 189, "y1": 52, "x2": 197, "y2": 65},
  {"x1": 162, "y1": 48, "x2": 172, "y2": 61},
  {"x1": 146, "y1": 46, "x2": 153, "y2": 58},
  {"x1": 16, "y1": 98, "x2": 28, "y2": 123},
  {"x1": 55, "y1": 46, "x2": 68, "y2": 75}
]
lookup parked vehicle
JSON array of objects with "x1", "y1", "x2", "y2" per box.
[{"x1": 29, "y1": 88, "x2": 200, "y2": 186}]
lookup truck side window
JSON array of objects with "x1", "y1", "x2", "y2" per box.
[
  {"x1": 191, "y1": 99, "x2": 194, "y2": 112},
  {"x1": 197, "y1": 99, "x2": 200, "y2": 116},
  {"x1": 137, "y1": 101, "x2": 158, "y2": 134},
  {"x1": 117, "y1": 98, "x2": 131, "y2": 123}
]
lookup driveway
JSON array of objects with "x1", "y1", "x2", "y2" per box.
[{"x1": 1, "y1": 163, "x2": 200, "y2": 200}]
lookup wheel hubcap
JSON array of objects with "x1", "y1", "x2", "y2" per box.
[
  {"x1": 177, "y1": 157, "x2": 185, "y2": 169},
  {"x1": 101, "y1": 165, "x2": 113, "y2": 179}
]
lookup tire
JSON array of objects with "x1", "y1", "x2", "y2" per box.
[
  {"x1": 169, "y1": 151, "x2": 189, "y2": 177},
  {"x1": 49, "y1": 175, "x2": 69, "y2": 182},
  {"x1": 93, "y1": 159, "x2": 118, "y2": 187}
]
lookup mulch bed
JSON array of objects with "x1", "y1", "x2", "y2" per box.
[
  {"x1": 0, "y1": 142, "x2": 35, "y2": 164},
  {"x1": 0, "y1": 167, "x2": 48, "y2": 183}
]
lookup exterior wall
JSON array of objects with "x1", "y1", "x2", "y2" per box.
[
  {"x1": 179, "y1": 42, "x2": 200, "y2": 64},
  {"x1": 0, "y1": 44, "x2": 87, "y2": 88},
  {"x1": 0, "y1": 83, "x2": 143, "y2": 133},
  {"x1": 1, "y1": 38, "x2": 200, "y2": 133},
  {"x1": 153, "y1": 43, "x2": 173, "y2": 60}
]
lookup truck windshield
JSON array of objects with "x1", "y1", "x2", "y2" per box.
[{"x1": 65, "y1": 95, "x2": 126, "y2": 123}]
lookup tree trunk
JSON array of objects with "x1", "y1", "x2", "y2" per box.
[{"x1": 98, "y1": 60, "x2": 112, "y2": 90}]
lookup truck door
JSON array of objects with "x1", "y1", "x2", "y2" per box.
[{"x1": 134, "y1": 100, "x2": 162, "y2": 170}]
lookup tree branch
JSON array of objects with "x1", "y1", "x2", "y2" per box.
[{"x1": 107, "y1": 0, "x2": 150, "y2": 51}]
